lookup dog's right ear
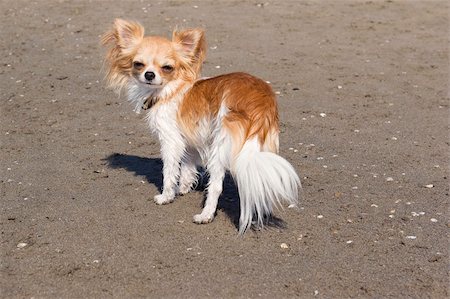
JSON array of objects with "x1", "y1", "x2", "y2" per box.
[
  {"x1": 101, "y1": 19, "x2": 144, "y2": 92},
  {"x1": 101, "y1": 19, "x2": 144, "y2": 50}
]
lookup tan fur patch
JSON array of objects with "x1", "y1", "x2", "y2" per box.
[{"x1": 178, "y1": 73, "x2": 279, "y2": 155}]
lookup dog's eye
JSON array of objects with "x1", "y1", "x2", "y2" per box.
[
  {"x1": 133, "y1": 61, "x2": 145, "y2": 69},
  {"x1": 161, "y1": 65, "x2": 174, "y2": 73}
]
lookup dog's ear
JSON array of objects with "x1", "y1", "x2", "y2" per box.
[
  {"x1": 102, "y1": 19, "x2": 144, "y2": 50},
  {"x1": 101, "y1": 19, "x2": 144, "y2": 92},
  {"x1": 172, "y1": 28, "x2": 206, "y2": 71}
]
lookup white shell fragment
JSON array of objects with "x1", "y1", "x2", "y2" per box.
[
  {"x1": 424, "y1": 184, "x2": 434, "y2": 188},
  {"x1": 280, "y1": 243, "x2": 289, "y2": 249},
  {"x1": 17, "y1": 242, "x2": 28, "y2": 248}
]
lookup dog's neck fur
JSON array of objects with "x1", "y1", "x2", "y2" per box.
[{"x1": 127, "y1": 78, "x2": 193, "y2": 114}]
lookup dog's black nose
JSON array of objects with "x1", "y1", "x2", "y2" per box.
[{"x1": 144, "y1": 71, "x2": 156, "y2": 81}]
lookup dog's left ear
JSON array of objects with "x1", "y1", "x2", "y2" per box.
[{"x1": 173, "y1": 28, "x2": 206, "y2": 70}]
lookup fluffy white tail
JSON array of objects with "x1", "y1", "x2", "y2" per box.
[{"x1": 232, "y1": 138, "x2": 300, "y2": 234}]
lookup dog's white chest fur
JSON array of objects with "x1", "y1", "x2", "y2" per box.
[{"x1": 146, "y1": 100, "x2": 180, "y2": 138}]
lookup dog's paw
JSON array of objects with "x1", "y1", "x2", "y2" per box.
[
  {"x1": 193, "y1": 212, "x2": 215, "y2": 224},
  {"x1": 178, "y1": 185, "x2": 192, "y2": 195},
  {"x1": 154, "y1": 193, "x2": 174, "y2": 205}
]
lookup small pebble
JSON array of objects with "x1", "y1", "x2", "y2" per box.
[
  {"x1": 314, "y1": 290, "x2": 319, "y2": 296},
  {"x1": 346, "y1": 240, "x2": 353, "y2": 244},
  {"x1": 17, "y1": 242, "x2": 27, "y2": 248},
  {"x1": 424, "y1": 184, "x2": 434, "y2": 188},
  {"x1": 317, "y1": 215, "x2": 324, "y2": 219},
  {"x1": 430, "y1": 218, "x2": 438, "y2": 223},
  {"x1": 280, "y1": 243, "x2": 289, "y2": 249},
  {"x1": 288, "y1": 204, "x2": 297, "y2": 208},
  {"x1": 405, "y1": 236, "x2": 417, "y2": 240},
  {"x1": 337, "y1": 85, "x2": 342, "y2": 89},
  {"x1": 371, "y1": 204, "x2": 378, "y2": 208},
  {"x1": 386, "y1": 177, "x2": 394, "y2": 182},
  {"x1": 319, "y1": 113, "x2": 326, "y2": 117}
]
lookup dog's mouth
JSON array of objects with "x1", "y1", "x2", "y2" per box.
[
  {"x1": 141, "y1": 96, "x2": 158, "y2": 110},
  {"x1": 145, "y1": 82, "x2": 163, "y2": 86}
]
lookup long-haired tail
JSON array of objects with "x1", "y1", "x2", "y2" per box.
[{"x1": 231, "y1": 138, "x2": 300, "y2": 234}]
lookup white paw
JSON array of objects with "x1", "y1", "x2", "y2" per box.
[
  {"x1": 178, "y1": 185, "x2": 191, "y2": 195},
  {"x1": 193, "y1": 212, "x2": 215, "y2": 224},
  {"x1": 154, "y1": 193, "x2": 174, "y2": 205}
]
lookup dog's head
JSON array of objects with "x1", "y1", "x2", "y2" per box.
[{"x1": 101, "y1": 19, "x2": 206, "y2": 95}]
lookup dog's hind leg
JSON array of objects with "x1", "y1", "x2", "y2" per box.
[{"x1": 193, "y1": 156, "x2": 225, "y2": 224}]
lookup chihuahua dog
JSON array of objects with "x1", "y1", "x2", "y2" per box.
[{"x1": 102, "y1": 19, "x2": 300, "y2": 234}]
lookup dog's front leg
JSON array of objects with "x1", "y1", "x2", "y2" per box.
[
  {"x1": 154, "y1": 138, "x2": 184, "y2": 205},
  {"x1": 179, "y1": 149, "x2": 200, "y2": 195}
]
